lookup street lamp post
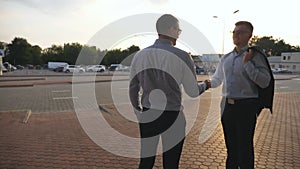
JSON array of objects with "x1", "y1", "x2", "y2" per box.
[{"x1": 213, "y1": 10, "x2": 240, "y2": 55}]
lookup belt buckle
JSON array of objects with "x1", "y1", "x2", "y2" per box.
[{"x1": 228, "y1": 98, "x2": 235, "y2": 105}]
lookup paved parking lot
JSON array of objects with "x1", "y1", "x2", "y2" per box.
[{"x1": 0, "y1": 70, "x2": 299, "y2": 168}]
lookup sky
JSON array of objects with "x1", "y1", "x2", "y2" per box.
[{"x1": 1, "y1": 0, "x2": 299, "y2": 54}]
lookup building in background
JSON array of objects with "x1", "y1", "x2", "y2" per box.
[
  {"x1": 192, "y1": 54, "x2": 221, "y2": 74},
  {"x1": 268, "y1": 52, "x2": 300, "y2": 73}
]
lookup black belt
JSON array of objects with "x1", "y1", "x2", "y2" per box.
[{"x1": 226, "y1": 98, "x2": 258, "y2": 105}]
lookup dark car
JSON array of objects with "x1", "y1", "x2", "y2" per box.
[
  {"x1": 196, "y1": 66, "x2": 205, "y2": 74},
  {"x1": 35, "y1": 65, "x2": 42, "y2": 70},
  {"x1": 108, "y1": 64, "x2": 121, "y2": 71},
  {"x1": 27, "y1": 64, "x2": 34, "y2": 69},
  {"x1": 16, "y1": 65, "x2": 24, "y2": 70},
  {"x1": 53, "y1": 66, "x2": 65, "y2": 72}
]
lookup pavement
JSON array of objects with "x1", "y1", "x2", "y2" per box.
[
  {"x1": 0, "y1": 71, "x2": 300, "y2": 168},
  {"x1": 0, "y1": 71, "x2": 298, "y2": 88},
  {"x1": 0, "y1": 71, "x2": 130, "y2": 88}
]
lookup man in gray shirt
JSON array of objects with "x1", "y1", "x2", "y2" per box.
[
  {"x1": 129, "y1": 14, "x2": 209, "y2": 169},
  {"x1": 209, "y1": 21, "x2": 271, "y2": 168}
]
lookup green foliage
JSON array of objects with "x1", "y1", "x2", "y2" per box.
[
  {"x1": 101, "y1": 45, "x2": 140, "y2": 66},
  {"x1": 2, "y1": 37, "x2": 141, "y2": 67},
  {"x1": 63, "y1": 43, "x2": 82, "y2": 65},
  {"x1": 41, "y1": 45, "x2": 64, "y2": 63},
  {"x1": 76, "y1": 45, "x2": 98, "y2": 65},
  {"x1": 4, "y1": 37, "x2": 41, "y2": 65},
  {"x1": 250, "y1": 36, "x2": 300, "y2": 56},
  {"x1": 121, "y1": 45, "x2": 140, "y2": 66},
  {"x1": 2, "y1": 36, "x2": 299, "y2": 67},
  {"x1": 0, "y1": 42, "x2": 5, "y2": 49},
  {"x1": 31, "y1": 45, "x2": 42, "y2": 65}
]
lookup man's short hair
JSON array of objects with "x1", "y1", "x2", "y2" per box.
[
  {"x1": 156, "y1": 14, "x2": 179, "y2": 36},
  {"x1": 235, "y1": 21, "x2": 253, "y2": 32}
]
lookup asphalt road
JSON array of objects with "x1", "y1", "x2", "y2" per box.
[{"x1": 0, "y1": 76, "x2": 300, "y2": 113}]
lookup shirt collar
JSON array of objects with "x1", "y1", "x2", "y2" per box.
[
  {"x1": 154, "y1": 38, "x2": 173, "y2": 46},
  {"x1": 233, "y1": 45, "x2": 249, "y2": 55}
]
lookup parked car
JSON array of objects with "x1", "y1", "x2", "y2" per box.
[
  {"x1": 86, "y1": 65, "x2": 106, "y2": 72},
  {"x1": 3, "y1": 62, "x2": 15, "y2": 71},
  {"x1": 108, "y1": 64, "x2": 130, "y2": 71},
  {"x1": 196, "y1": 66, "x2": 205, "y2": 75},
  {"x1": 272, "y1": 68, "x2": 292, "y2": 74},
  {"x1": 63, "y1": 65, "x2": 85, "y2": 73},
  {"x1": 16, "y1": 65, "x2": 24, "y2": 70},
  {"x1": 1, "y1": 64, "x2": 8, "y2": 72},
  {"x1": 11, "y1": 65, "x2": 17, "y2": 71},
  {"x1": 53, "y1": 66, "x2": 65, "y2": 72},
  {"x1": 118, "y1": 65, "x2": 130, "y2": 72},
  {"x1": 35, "y1": 65, "x2": 42, "y2": 70},
  {"x1": 108, "y1": 64, "x2": 122, "y2": 71},
  {"x1": 48, "y1": 62, "x2": 68, "y2": 70},
  {"x1": 27, "y1": 64, "x2": 34, "y2": 69}
]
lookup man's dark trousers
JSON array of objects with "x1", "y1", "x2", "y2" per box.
[
  {"x1": 221, "y1": 98, "x2": 261, "y2": 169},
  {"x1": 138, "y1": 108, "x2": 186, "y2": 169}
]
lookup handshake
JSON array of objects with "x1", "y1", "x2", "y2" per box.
[
  {"x1": 197, "y1": 79, "x2": 211, "y2": 95},
  {"x1": 204, "y1": 79, "x2": 211, "y2": 90}
]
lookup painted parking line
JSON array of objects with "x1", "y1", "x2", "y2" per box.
[
  {"x1": 279, "y1": 86, "x2": 289, "y2": 89},
  {"x1": 52, "y1": 90, "x2": 71, "y2": 93},
  {"x1": 53, "y1": 97, "x2": 78, "y2": 100}
]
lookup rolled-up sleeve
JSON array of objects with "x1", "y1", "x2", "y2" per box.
[{"x1": 210, "y1": 60, "x2": 224, "y2": 88}]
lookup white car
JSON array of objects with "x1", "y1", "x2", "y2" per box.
[
  {"x1": 272, "y1": 68, "x2": 292, "y2": 74},
  {"x1": 86, "y1": 65, "x2": 106, "y2": 72},
  {"x1": 108, "y1": 64, "x2": 129, "y2": 71},
  {"x1": 63, "y1": 65, "x2": 85, "y2": 73},
  {"x1": 1, "y1": 64, "x2": 8, "y2": 72}
]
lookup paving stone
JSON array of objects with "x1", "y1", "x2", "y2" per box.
[{"x1": 0, "y1": 92, "x2": 299, "y2": 168}]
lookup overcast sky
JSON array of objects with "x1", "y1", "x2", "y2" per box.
[{"x1": 1, "y1": 0, "x2": 299, "y2": 54}]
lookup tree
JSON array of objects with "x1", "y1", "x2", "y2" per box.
[
  {"x1": 101, "y1": 45, "x2": 140, "y2": 66},
  {"x1": 98, "y1": 49, "x2": 107, "y2": 65},
  {"x1": 5, "y1": 37, "x2": 32, "y2": 65},
  {"x1": 41, "y1": 45, "x2": 64, "y2": 63},
  {"x1": 76, "y1": 45, "x2": 98, "y2": 65},
  {"x1": 0, "y1": 42, "x2": 5, "y2": 49},
  {"x1": 64, "y1": 43, "x2": 82, "y2": 65},
  {"x1": 30, "y1": 45, "x2": 42, "y2": 65},
  {"x1": 102, "y1": 49, "x2": 123, "y2": 66},
  {"x1": 121, "y1": 45, "x2": 140, "y2": 66},
  {"x1": 250, "y1": 36, "x2": 300, "y2": 56}
]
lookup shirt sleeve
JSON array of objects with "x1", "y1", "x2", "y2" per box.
[
  {"x1": 181, "y1": 53, "x2": 202, "y2": 97},
  {"x1": 129, "y1": 56, "x2": 141, "y2": 110},
  {"x1": 243, "y1": 52, "x2": 271, "y2": 88},
  {"x1": 210, "y1": 59, "x2": 224, "y2": 88}
]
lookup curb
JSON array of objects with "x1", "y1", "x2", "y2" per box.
[
  {"x1": 1, "y1": 74, "x2": 299, "y2": 88},
  {"x1": 0, "y1": 78, "x2": 129, "y2": 88}
]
